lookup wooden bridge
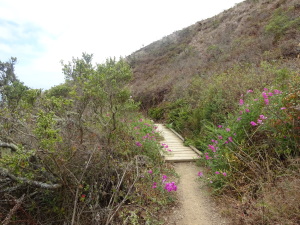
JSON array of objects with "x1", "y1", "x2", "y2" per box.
[{"x1": 156, "y1": 124, "x2": 202, "y2": 162}]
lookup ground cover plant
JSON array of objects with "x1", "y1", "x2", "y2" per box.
[
  {"x1": 0, "y1": 55, "x2": 177, "y2": 224},
  {"x1": 131, "y1": 0, "x2": 300, "y2": 223},
  {"x1": 150, "y1": 60, "x2": 300, "y2": 224}
]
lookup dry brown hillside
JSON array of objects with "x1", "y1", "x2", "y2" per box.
[{"x1": 127, "y1": 0, "x2": 300, "y2": 108}]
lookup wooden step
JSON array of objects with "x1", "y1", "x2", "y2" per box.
[{"x1": 156, "y1": 124, "x2": 201, "y2": 162}]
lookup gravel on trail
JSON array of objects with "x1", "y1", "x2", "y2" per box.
[{"x1": 163, "y1": 162, "x2": 229, "y2": 225}]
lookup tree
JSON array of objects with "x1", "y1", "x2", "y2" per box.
[{"x1": 0, "y1": 57, "x2": 18, "y2": 103}]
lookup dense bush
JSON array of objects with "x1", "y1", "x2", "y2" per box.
[
  {"x1": 0, "y1": 55, "x2": 176, "y2": 224},
  {"x1": 149, "y1": 59, "x2": 300, "y2": 224}
]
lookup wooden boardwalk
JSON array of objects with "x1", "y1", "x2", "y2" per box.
[{"x1": 156, "y1": 124, "x2": 201, "y2": 162}]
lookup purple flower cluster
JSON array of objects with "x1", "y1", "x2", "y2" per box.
[
  {"x1": 262, "y1": 88, "x2": 282, "y2": 105},
  {"x1": 161, "y1": 143, "x2": 172, "y2": 152},
  {"x1": 250, "y1": 114, "x2": 267, "y2": 126},
  {"x1": 164, "y1": 182, "x2": 177, "y2": 192},
  {"x1": 135, "y1": 141, "x2": 142, "y2": 147},
  {"x1": 215, "y1": 171, "x2": 227, "y2": 176},
  {"x1": 162, "y1": 175, "x2": 168, "y2": 182}
]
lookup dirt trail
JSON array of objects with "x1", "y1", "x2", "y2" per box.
[{"x1": 164, "y1": 162, "x2": 228, "y2": 225}]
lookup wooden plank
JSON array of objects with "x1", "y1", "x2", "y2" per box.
[
  {"x1": 165, "y1": 155, "x2": 198, "y2": 158},
  {"x1": 165, "y1": 152, "x2": 198, "y2": 155},
  {"x1": 164, "y1": 156, "x2": 198, "y2": 159},
  {"x1": 164, "y1": 157, "x2": 198, "y2": 162},
  {"x1": 161, "y1": 147, "x2": 190, "y2": 150},
  {"x1": 156, "y1": 123, "x2": 201, "y2": 162},
  {"x1": 164, "y1": 151, "x2": 196, "y2": 155},
  {"x1": 170, "y1": 151, "x2": 198, "y2": 154},
  {"x1": 161, "y1": 145, "x2": 191, "y2": 148}
]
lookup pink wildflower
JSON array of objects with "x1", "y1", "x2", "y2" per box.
[
  {"x1": 262, "y1": 92, "x2": 268, "y2": 99},
  {"x1": 211, "y1": 139, "x2": 218, "y2": 144},
  {"x1": 162, "y1": 175, "x2": 168, "y2": 182},
  {"x1": 237, "y1": 117, "x2": 242, "y2": 121},
  {"x1": 259, "y1": 115, "x2": 267, "y2": 120},
  {"x1": 208, "y1": 145, "x2": 216, "y2": 152},
  {"x1": 222, "y1": 172, "x2": 227, "y2": 176},
  {"x1": 136, "y1": 142, "x2": 142, "y2": 147},
  {"x1": 152, "y1": 182, "x2": 157, "y2": 189},
  {"x1": 268, "y1": 92, "x2": 273, "y2": 97},
  {"x1": 281, "y1": 107, "x2": 286, "y2": 110},
  {"x1": 148, "y1": 170, "x2": 153, "y2": 174},
  {"x1": 204, "y1": 153, "x2": 212, "y2": 160},
  {"x1": 239, "y1": 99, "x2": 244, "y2": 105},
  {"x1": 215, "y1": 171, "x2": 220, "y2": 174},
  {"x1": 264, "y1": 98, "x2": 269, "y2": 105},
  {"x1": 273, "y1": 89, "x2": 282, "y2": 94},
  {"x1": 218, "y1": 135, "x2": 223, "y2": 139},
  {"x1": 257, "y1": 119, "x2": 263, "y2": 124},
  {"x1": 245, "y1": 109, "x2": 250, "y2": 113},
  {"x1": 250, "y1": 121, "x2": 257, "y2": 126},
  {"x1": 247, "y1": 90, "x2": 254, "y2": 93},
  {"x1": 226, "y1": 128, "x2": 231, "y2": 132},
  {"x1": 164, "y1": 182, "x2": 177, "y2": 192},
  {"x1": 228, "y1": 137, "x2": 233, "y2": 142},
  {"x1": 198, "y1": 172, "x2": 204, "y2": 177},
  {"x1": 218, "y1": 125, "x2": 222, "y2": 128}
]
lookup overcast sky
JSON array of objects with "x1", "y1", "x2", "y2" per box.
[{"x1": 0, "y1": 0, "x2": 244, "y2": 90}]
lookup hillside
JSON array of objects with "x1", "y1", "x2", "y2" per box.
[
  {"x1": 128, "y1": 0, "x2": 300, "y2": 108},
  {"x1": 0, "y1": 0, "x2": 299, "y2": 224},
  {"x1": 127, "y1": 0, "x2": 300, "y2": 224}
]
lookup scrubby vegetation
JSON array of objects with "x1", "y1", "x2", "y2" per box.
[
  {"x1": 128, "y1": 0, "x2": 300, "y2": 108},
  {"x1": 1, "y1": 0, "x2": 299, "y2": 224},
  {"x1": 147, "y1": 59, "x2": 300, "y2": 225},
  {"x1": 129, "y1": 0, "x2": 300, "y2": 224},
  {"x1": 0, "y1": 55, "x2": 177, "y2": 224}
]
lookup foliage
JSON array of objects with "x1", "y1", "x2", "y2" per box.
[
  {"x1": 194, "y1": 71, "x2": 300, "y2": 223},
  {"x1": 0, "y1": 57, "x2": 18, "y2": 98},
  {"x1": 44, "y1": 83, "x2": 71, "y2": 98},
  {"x1": 265, "y1": 8, "x2": 300, "y2": 42},
  {"x1": 150, "y1": 57, "x2": 299, "y2": 223},
  {"x1": 0, "y1": 54, "x2": 175, "y2": 224},
  {"x1": 149, "y1": 99, "x2": 190, "y2": 133}
]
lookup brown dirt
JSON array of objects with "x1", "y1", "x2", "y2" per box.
[{"x1": 162, "y1": 162, "x2": 229, "y2": 225}]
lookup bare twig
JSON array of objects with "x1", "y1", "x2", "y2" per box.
[
  {"x1": 71, "y1": 146, "x2": 97, "y2": 225},
  {"x1": 0, "y1": 167, "x2": 61, "y2": 189},
  {"x1": 13, "y1": 127, "x2": 37, "y2": 139},
  {"x1": 107, "y1": 163, "x2": 130, "y2": 210},
  {"x1": 0, "y1": 184, "x2": 23, "y2": 193},
  {"x1": 105, "y1": 157, "x2": 140, "y2": 225},
  {"x1": 0, "y1": 140, "x2": 19, "y2": 151},
  {"x1": 2, "y1": 194, "x2": 25, "y2": 225}
]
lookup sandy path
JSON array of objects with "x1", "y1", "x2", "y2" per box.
[{"x1": 163, "y1": 162, "x2": 228, "y2": 225}]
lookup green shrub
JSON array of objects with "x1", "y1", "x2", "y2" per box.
[
  {"x1": 265, "y1": 8, "x2": 300, "y2": 42},
  {"x1": 197, "y1": 74, "x2": 300, "y2": 193}
]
